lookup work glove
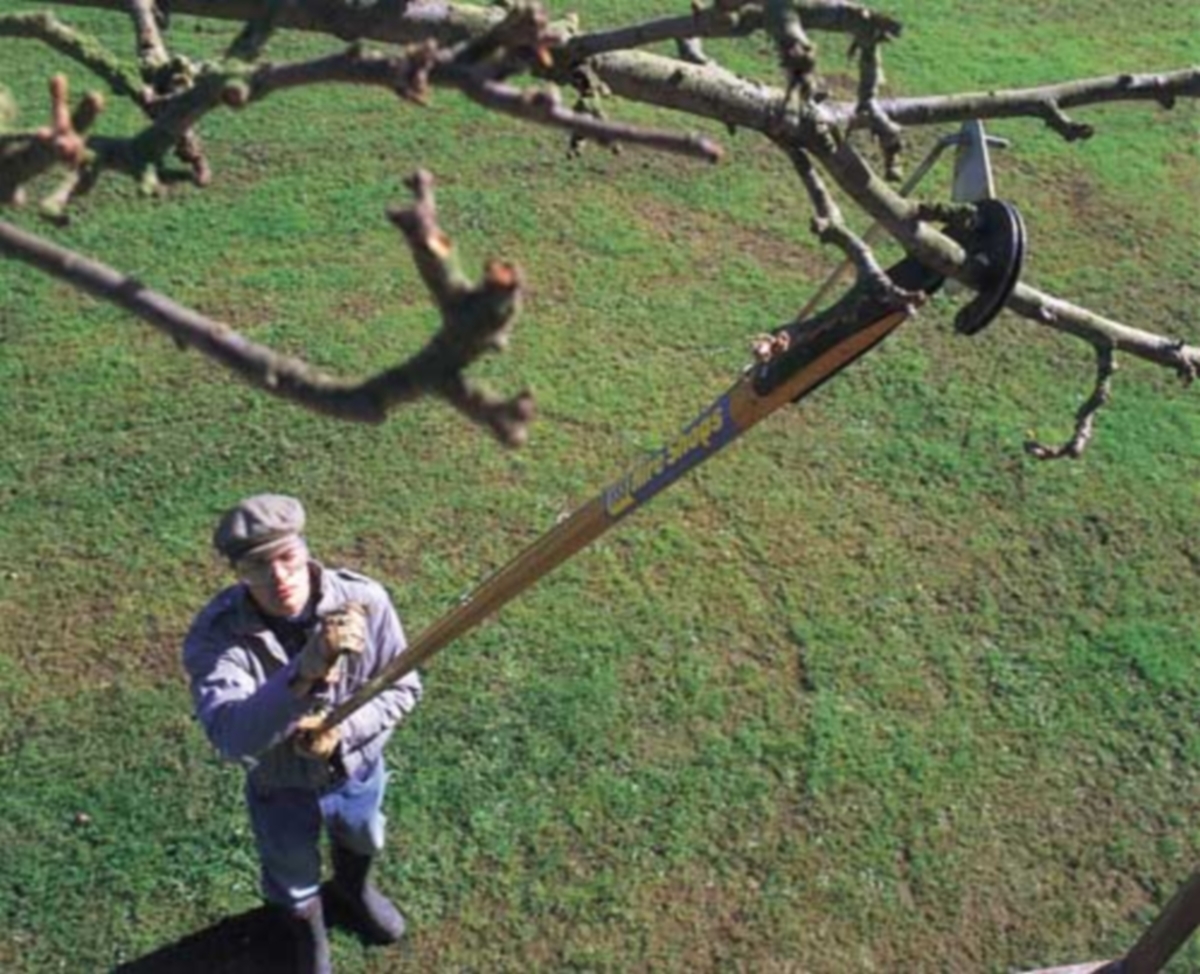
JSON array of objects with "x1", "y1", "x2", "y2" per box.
[
  {"x1": 293, "y1": 712, "x2": 341, "y2": 761},
  {"x1": 291, "y1": 601, "x2": 368, "y2": 692}
]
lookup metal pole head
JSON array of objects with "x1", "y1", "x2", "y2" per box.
[
  {"x1": 952, "y1": 119, "x2": 997, "y2": 203},
  {"x1": 945, "y1": 120, "x2": 1023, "y2": 327}
]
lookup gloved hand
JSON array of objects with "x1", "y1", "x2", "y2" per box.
[
  {"x1": 293, "y1": 712, "x2": 341, "y2": 761},
  {"x1": 294, "y1": 601, "x2": 368, "y2": 687}
]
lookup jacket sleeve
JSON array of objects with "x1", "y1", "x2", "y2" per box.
[
  {"x1": 341, "y1": 592, "x2": 422, "y2": 745},
  {"x1": 183, "y1": 618, "x2": 313, "y2": 764}
]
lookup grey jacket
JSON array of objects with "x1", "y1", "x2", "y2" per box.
[{"x1": 183, "y1": 563, "x2": 422, "y2": 792}]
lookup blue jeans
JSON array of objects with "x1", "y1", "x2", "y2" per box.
[{"x1": 246, "y1": 759, "x2": 388, "y2": 907}]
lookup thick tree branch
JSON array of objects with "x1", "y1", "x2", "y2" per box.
[
  {"x1": 41, "y1": 0, "x2": 903, "y2": 55},
  {"x1": 37, "y1": 0, "x2": 1195, "y2": 137},
  {"x1": 14, "y1": 4, "x2": 1196, "y2": 297},
  {"x1": 7, "y1": 0, "x2": 1199, "y2": 456}
]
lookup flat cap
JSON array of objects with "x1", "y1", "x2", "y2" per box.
[{"x1": 213, "y1": 493, "x2": 306, "y2": 563}]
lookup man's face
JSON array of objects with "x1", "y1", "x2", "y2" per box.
[{"x1": 237, "y1": 538, "x2": 312, "y2": 618}]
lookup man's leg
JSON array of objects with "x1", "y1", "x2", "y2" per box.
[
  {"x1": 320, "y1": 759, "x2": 406, "y2": 944},
  {"x1": 246, "y1": 782, "x2": 332, "y2": 974}
]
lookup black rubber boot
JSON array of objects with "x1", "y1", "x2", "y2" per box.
[
  {"x1": 328, "y1": 843, "x2": 406, "y2": 944},
  {"x1": 277, "y1": 897, "x2": 332, "y2": 974}
]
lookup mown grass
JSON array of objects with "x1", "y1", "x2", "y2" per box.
[{"x1": 2, "y1": 1, "x2": 1199, "y2": 971}]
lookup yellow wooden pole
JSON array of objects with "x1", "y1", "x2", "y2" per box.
[
  {"x1": 319, "y1": 122, "x2": 1026, "y2": 733},
  {"x1": 317, "y1": 293, "x2": 917, "y2": 733}
]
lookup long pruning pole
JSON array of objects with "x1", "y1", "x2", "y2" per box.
[
  {"x1": 317, "y1": 259, "x2": 943, "y2": 733},
  {"x1": 320, "y1": 121, "x2": 1017, "y2": 735}
]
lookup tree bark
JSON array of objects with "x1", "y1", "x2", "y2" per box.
[{"x1": 5, "y1": 0, "x2": 1199, "y2": 450}]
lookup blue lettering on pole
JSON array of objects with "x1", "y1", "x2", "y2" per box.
[{"x1": 603, "y1": 396, "x2": 736, "y2": 519}]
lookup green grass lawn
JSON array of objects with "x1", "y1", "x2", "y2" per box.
[{"x1": 2, "y1": 2, "x2": 1199, "y2": 971}]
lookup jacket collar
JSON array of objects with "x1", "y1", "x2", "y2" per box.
[{"x1": 227, "y1": 560, "x2": 340, "y2": 640}]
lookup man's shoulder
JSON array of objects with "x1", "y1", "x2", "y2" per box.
[
  {"x1": 324, "y1": 566, "x2": 391, "y2": 605},
  {"x1": 187, "y1": 585, "x2": 249, "y2": 642}
]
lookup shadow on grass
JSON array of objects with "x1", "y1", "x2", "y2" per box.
[
  {"x1": 110, "y1": 892, "x2": 408, "y2": 973},
  {"x1": 111, "y1": 905, "x2": 295, "y2": 974}
]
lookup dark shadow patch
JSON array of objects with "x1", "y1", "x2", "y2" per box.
[{"x1": 111, "y1": 905, "x2": 295, "y2": 973}]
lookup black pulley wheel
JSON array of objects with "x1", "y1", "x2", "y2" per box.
[{"x1": 953, "y1": 198, "x2": 1026, "y2": 336}]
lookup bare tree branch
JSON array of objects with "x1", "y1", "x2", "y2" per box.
[
  {"x1": 0, "y1": 11, "x2": 143, "y2": 96},
  {"x1": 1024, "y1": 344, "x2": 1116, "y2": 461},
  {"x1": 444, "y1": 65, "x2": 721, "y2": 161},
  {"x1": 765, "y1": 0, "x2": 818, "y2": 101},
  {"x1": 0, "y1": 10, "x2": 212, "y2": 189},
  {"x1": 217, "y1": 39, "x2": 723, "y2": 161},
  {"x1": 869, "y1": 69, "x2": 1200, "y2": 135},
  {"x1": 0, "y1": 74, "x2": 102, "y2": 208},
  {"x1": 128, "y1": 0, "x2": 169, "y2": 68},
  {"x1": 226, "y1": 0, "x2": 284, "y2": 62},
  {"x1": 126, "y1": 0, "x2": 214, "y2": 186},
  {"x1": 41, "y1": 0, "x2": 510, "y2": 47},
  {"x1": 848, "y1": 23, "x2": 903, "y2": 179},
  {"x1": 780, "y1": 139, "x2": 914, "y2": 307},
  {"x1": 0, "y1": 6, "x2": 721, "y2": 199},
  {"x1": 4, "y1": 0, "x2": 1198, "y2": 455},
  {"x1": 563, "y1": 1, "x2": 901, "y2": 60},
  {"x1": 1009, "y1": 282, "x2": 1200, "y2": 378},
  {"x1": 562, "y1": 5, "x2": 757, "y2": 60},
  {"x1": 0, "y1": 172, "x2": 535, "y2": 444}
]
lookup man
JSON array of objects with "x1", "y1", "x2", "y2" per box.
[{"x1": 183, "y1": 493, "x2": 422, "y2": 973}]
